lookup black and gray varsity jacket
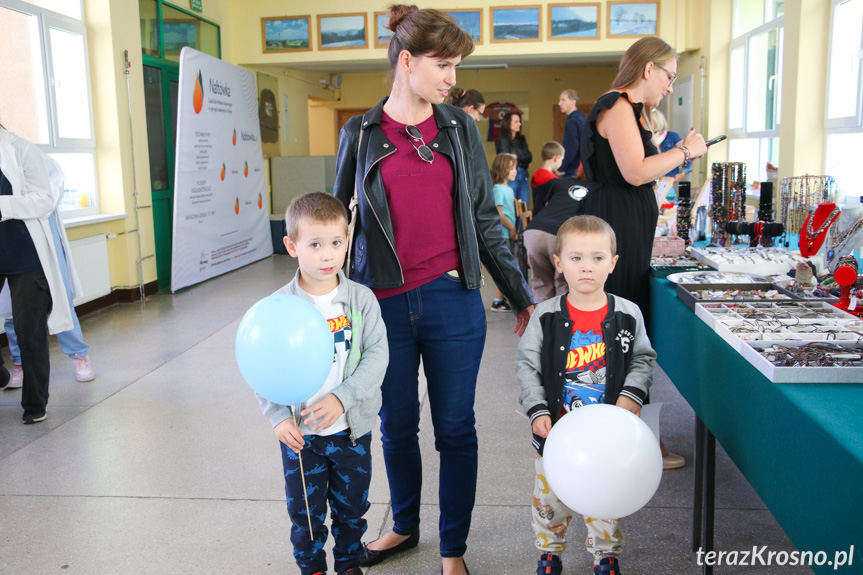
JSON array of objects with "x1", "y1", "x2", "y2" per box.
[{"x1": 517, "y1": 293, "x2": 657, "y2": 454}]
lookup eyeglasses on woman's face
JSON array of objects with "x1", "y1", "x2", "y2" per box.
[
  {"x1": 467, "y1": 106, "x2": 484, "y2": 123},
  {"x1": 653, "y1": 62, "x2": 677, "y2": 86}
]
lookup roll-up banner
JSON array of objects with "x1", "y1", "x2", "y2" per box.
[{"x1": 171, "y1": 47, "x2": 273, "y2": 293}]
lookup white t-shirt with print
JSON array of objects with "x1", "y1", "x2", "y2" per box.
[{"x1": 299, "y1": 286, "x2": 351, "y2": 436}]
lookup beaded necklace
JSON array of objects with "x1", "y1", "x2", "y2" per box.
[
  {"x1": 802, "y1": 206, "x2": 840, "y2": 252},
  {"x1": 827, "y1": 213, "x2": 863, "y2": 261}
]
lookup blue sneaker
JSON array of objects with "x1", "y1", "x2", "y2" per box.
[
  {"x1": 537, "y1": 552, "x2": 562, "y2": 575},
  {"x1": 594, "y1": 556, "x2": 621, "y2": 575}
]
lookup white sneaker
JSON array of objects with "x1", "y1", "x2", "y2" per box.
[
  {"x1": 8, "y1": 364, "x2": 23, "y2": 389},
  {"x1": 74, "y1": 355, "x2": 95, "y2": 382}
]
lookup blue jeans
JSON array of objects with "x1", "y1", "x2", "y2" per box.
[
  {"x1": 513, "y1": 167, "x2": 530, "y2": 205},
  {"x1": 377, "y1": 273, "x2": 487, "y2": 557},
  {"x1": 5, "y1": 213, "x2": 89, "y2": 362}
]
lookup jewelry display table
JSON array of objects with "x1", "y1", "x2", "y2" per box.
[{"x1": 649, "y1": 275, "x2": 863, "y2": 575}]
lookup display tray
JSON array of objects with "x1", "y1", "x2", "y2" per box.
[
  {"x1": 676, "y1": 283, "x2": 800, "y2": 311},
  {"x1": 741, "y1": 341, "x2": 863, "y2": 383},
  {"x1": 693, "y1": 301, "x2": 862, "y2": 352},
  {"x1": 689, "y1": 247, "x2": 811, "y2": 275},
  {"x1": 651, "y1": 265, "x2": 707, "y2": 278},
  {"x1": 666, "y1": 271, "x2": 768, "y2": 284}
]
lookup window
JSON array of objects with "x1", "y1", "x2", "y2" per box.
[
  {"x1": 728, "y1": 0, "x2": 784, "y2": 183},
  {"x1": 0, "y1": 0, "x2": 97, "y2": 217},
  {"x1": 825, "y1": 0, "x2": 863, "y2": 199},
  {"x1": 140, "y1": 0, "x2": 221, "y2": 62}
]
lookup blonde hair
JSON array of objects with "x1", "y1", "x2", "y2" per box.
[
  {"x1": 648, "y1": 108, "x2": 668, "y2": 133},
  {"x1": 285, "y1": 192, "x2": 348, "y2": 239},
  {"x1": 385, "y1": 4, "x2": 474, "y2": 83},
  {"x1": 613, "y1": 37, "x2": 677, "y2": 90},
  {"x1": 491, "y1": 154, "x2": 517, "y2": 185},
  {"x1": 541, "y1": 141, "x2": 565, "y2": 161},
  {"x1": 555, "y1": 215, "x2": 617, "y2": 256}
]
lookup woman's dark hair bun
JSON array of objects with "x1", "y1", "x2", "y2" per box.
[{"x1": 387, "y1": 4, "x2": 418, "y2": 32}]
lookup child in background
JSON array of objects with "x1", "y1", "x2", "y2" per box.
[
  {"x1": 257, "y1": 192, "x2": 388, "y2": 575},
  {"x1": 491, "y1": 153, "x2": 518, "y2": 312},
  {"x1": 530, "y1": 142, "x2": 564, "y2": 215},
  {"x1": 517, "y1": 215, "x2": 657, "y2": 575}
]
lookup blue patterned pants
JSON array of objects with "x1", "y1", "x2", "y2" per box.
[{"x1": 280, "y1": 430, "x2": 372, "y2": 575}]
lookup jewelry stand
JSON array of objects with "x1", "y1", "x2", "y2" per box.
[
  {"x1": 779, "y1": 175, "x2": 835, "y2": 249},
  {"x1": 832, "y1": 265, "x2": 863, "y2": 317},
  {"x1": 676, "y1": 182, "x2": 692, "y2": 243},
  {"x1": 826, "y1": 203, "x2": 863, "y2": 272},
  {"x1": 799, "y1": 202, "x2": 840, "y2": 258},
  {"x1": 710, "y1": 162, "x2": 747, "y2": 246},
  {"x1": 757, "y1": 182, "x2": 775, "y2": 247}
]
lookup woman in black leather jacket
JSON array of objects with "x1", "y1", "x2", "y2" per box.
[
  {"x1": 495, "y1": 111, "x2": 533, "y2": 206},
  {"x1": 333, "y1": 5, "x2": 535, "y2": 575}
]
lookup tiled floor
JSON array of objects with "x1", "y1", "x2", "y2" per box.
[{"x1": 0, "y1": 256, "x2": 810, "y2": 574}]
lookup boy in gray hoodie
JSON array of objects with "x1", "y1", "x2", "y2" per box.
[{"x1": 257, "y1": 192, "x2": 388, "y2": 575}]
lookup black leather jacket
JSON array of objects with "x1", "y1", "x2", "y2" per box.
[{"x1": 334, "y1": 97, "x2": 535, "y2": 312}]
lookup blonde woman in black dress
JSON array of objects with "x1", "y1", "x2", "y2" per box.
[
  {"x1": 581, "y1": 37, "x2": 707, "y2": 470},
  {"x1": 581, "y1": 37, "x2": 706, "y2": 316}
]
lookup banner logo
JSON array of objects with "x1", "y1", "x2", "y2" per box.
[{"x1": 193, "y1": 71, "x2": 204, "y2": 114}]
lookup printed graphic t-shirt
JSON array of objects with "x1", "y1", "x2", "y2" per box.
[
  {"x1": 300, "y1": 286, "x2": 351, "y2": 436},
  {"x1": 560, "y1": 301, "x2": 608, "y2": 418}
]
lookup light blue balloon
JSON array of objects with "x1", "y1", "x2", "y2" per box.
[{"x1": 235, "y1": 294, "x2": 334, "y2": 405}]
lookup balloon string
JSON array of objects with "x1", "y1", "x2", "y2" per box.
[{"x1": 294, "y1": 408, "x2": 314, "y2": 542}]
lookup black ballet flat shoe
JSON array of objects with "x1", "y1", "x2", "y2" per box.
[
  {"x1": 357, "y1": 529, "x2": 420, "y2": 567},
  {"x1": 440, "y1": 558, "x2": 469, "y2": 575}
]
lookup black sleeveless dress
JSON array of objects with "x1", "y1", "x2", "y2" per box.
[{"x1": 580, "y1": 91, "x2": 659, "y2": 317}]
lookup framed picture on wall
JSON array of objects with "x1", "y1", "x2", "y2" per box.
[
  {"x1": 164, "y1": 20, "x2": 197, "y2": 54},
  {"x1": 444, "y1": 9, "x2": 483, "y2": 44},
  {"x1": 318, "y1": 13, "x2": 368, "y2": 50},
  {"x1": 261, "y1": 16, "x2": 312, "y2": 53},
  {"x1": 490, "y1": 6, "x2": 541, "y2": 42},
  {"x1": 607, "y1": 1, "x2": 658, "y2": 37},
  {"x1": 548, "y1": 3, "x2": 599, "y2": 40},
  {"x1": 375, "y1": 11, "x2": 395, "y2": 48}
]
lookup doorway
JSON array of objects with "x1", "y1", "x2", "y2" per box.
[{"x1": 142, "y1": 60, "x2": 179, "y2": 290}]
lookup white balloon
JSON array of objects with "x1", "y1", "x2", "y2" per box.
[{"x1": 542, "y1": 404, "x2": 663, "y2": 520}]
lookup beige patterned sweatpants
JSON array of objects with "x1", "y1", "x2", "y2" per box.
[{"x1": 532, "y1": 455, "x2": 624, "y2": 560}]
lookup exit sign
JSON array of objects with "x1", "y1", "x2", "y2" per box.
[{"x1": 191, "y1": 0, "x2": 202, "y2": 12}]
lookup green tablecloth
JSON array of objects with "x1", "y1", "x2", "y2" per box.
[{"x1": 649, "y1": 276, "x2": 863, "y2": 574}]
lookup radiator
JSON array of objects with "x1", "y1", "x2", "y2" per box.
[{"x1": 69, "y1": 234, "x2": 111, "y2": 305}]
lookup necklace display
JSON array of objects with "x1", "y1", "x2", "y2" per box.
[
  {"x1": 779, "y1": 175, "x2": 835, "y2": 248},
  {"x1": 710, "y1": 162, "x2": 746, "y2": 246},
  {"x1": 826, "y1": 211, "x2": 863, "y2": 267},
  {"x1": 799, "y1": 204, "x2": 840, "y2": 256}
]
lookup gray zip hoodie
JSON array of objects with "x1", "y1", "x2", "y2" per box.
[{"x1": 256, "y1": 269, "x2": 388, "y2": 442}]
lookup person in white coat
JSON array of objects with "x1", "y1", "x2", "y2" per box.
[
  {"x1": 2, "y1": 148, "x2": 95, "y2": 386},
  {"x1": 0, "y1": 125, "x2": 73, "y2": 423}
]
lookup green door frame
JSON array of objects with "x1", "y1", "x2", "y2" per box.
[
  {"x1": 140, "y1": 0, "x2": 220, "y2": 289},
  {"x1": 143, "y1": 56, "x2": 179, "y2": 290}
]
